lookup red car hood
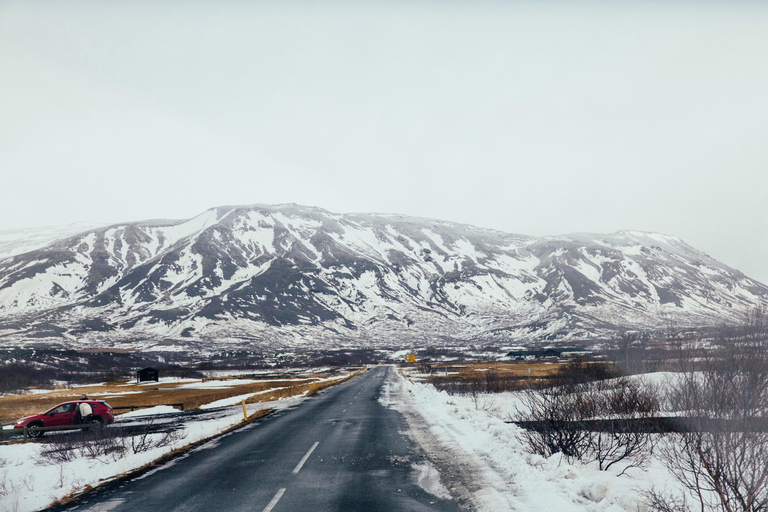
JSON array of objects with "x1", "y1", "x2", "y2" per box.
[{"x1": 14, "y1": 414, "x2": 41, "y2": 425}]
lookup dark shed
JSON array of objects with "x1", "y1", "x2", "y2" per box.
[{"x1": 137, "y1": 367, "x2": 159, "y2": 383}]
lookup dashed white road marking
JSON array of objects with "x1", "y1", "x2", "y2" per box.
[
  {"x1": 262, "y1": 488, "x2": 286, "y2": 512},
  {"x1": 292, "y1": 441, "x2": 319, "y2": 474}
]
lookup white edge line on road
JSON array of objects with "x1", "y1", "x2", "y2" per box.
[
  {"x1": 292, "y1": 441, "x2": 319, "y2": 474},
  {"x1": 262, "y1": 488, "x2": 286, "y2": 512}
]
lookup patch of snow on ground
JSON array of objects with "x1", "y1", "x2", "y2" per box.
[
  {"x1": 199, "y1": 387, "x2": 289, "y2": 409},
  {"x1": 118, "y1": 405, "x2": 183, "y2": 418},
  {"x1": 175, "y1": 379, "x2": 260, "y2": 390}
]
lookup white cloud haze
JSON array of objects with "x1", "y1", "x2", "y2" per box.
[{"x1": 1, "y1": 0, "x2": 767, "y2": 283}]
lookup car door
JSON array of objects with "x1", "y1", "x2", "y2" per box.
[{"x1": 46, "y1": 403, "x2": 74, "y2": 426}]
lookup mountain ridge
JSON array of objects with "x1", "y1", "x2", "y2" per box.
[{"x1": 0, "y1": 204, "x2": 765, "y2": 350}]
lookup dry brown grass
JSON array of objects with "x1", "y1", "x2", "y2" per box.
[
  {"x1": 0, "y1": 369, "x2": 363, "y2": 424},
  {"x1": 407, "y1": 360, "x2": 617, "y2": 394},
  {"x1": 416, "y1": 361, "x2": 561, "y2": 381}
]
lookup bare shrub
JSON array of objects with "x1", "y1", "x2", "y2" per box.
[
  {"x1": 38, "y1": 437, "x2": 80, "y2": 464},
  {"x1": 19, "y1": 474, "x2": 34, "y2": 492},
  {"x1": 514, "y1": 377, "x2": 659, "y2": 472},
  {"x1": 484, "y1": 370, "x2": 516, "y2": 393},
  {"x1": 587, "y1": 378, "x2": 659, "y2": 473},
  {"x1": 464, "y1": 379, "x2": 496, "y2": 411},
  {"x1": 78, "y1": 428, "x2": 126, "y2": 461},
  {"x1": 552, "y1": 361, "x2": 618, "y2": 387},
  {"x1": 38, "y1": 428, "x2": 125, "y2": 464},
  {"x1": 127, "y1": 422, "x2": 183, "y2": 454},
  {"x1": 644, "y1": 487, "x2": 691, "y2": 512},
  {"x1": 37, "y1": 422, "x2": 184, "y2": 466},
  {"x1": 0, "y1": 470, "x2": 9, "y2": 497},
  {"x1": 515, "y1": 383, "x2": 593, "y2": 462},
  {"x1": 416, "y1": 363, "x2": 435, "y2": 375},
  {"x1": 432, "y1": 368, "x2": 526, "y2": 395},
  {"x1": 649, "y1": 308, "x2": 768, "y2": 512}
]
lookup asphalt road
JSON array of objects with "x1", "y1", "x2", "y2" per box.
[{"x1": 53, "y1": 366, "x2": 459, "y2": 512}]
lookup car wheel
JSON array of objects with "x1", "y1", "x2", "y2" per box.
[
  {"x1": 26, "y1": 422, "x2": 44, "y2": 438},
  {"x1": 89, "y1": 417, "x2": 104, "y2": 429}
]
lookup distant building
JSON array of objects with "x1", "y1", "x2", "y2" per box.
[{"x1": 137, "y1": 367, "x2": 159, "y2": 383}]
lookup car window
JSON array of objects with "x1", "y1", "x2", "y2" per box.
[{"x1": 52, "y1": 404, "x2": 73, "y2": 414}]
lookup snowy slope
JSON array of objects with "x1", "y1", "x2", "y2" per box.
[
  {"x1": 0, "y1": 204, "x2": 765, "y2": 349},
  {"x1": 0, "y1": 223, "x2": 104, "y2": 261}
]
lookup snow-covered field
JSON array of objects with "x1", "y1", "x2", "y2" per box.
[
  {"x1": 0, "y1": 395, "x2": 309, "y2": 512},
  {"x1": 2, "y1": 368, "x2": 687, "y2": 512},
  {"x1": 388, "y1": 370, "x2": 679, "y2": 512}
]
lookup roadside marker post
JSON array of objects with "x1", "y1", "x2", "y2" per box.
[{"x1": 242, "y1": 400, "x2": 247, "y2": 421}]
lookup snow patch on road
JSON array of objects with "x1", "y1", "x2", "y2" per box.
[{"x1": 413, "y1": 461, "x2": 452, "y2": 500}]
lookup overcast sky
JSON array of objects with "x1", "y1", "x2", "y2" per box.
[{"x1": 1, "y1": 0, "x2": 767, "y2": 283}]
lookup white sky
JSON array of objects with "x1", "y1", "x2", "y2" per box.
[{"x1": 1, "y1": 0, "x2": 767, "y2": 283}]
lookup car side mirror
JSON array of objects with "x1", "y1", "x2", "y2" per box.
[{"x1": 48, "y1": 412, "x2": 54, "y2": 416}]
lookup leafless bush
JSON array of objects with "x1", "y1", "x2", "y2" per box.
[
  {"x1": 38, "y1": 428, "x2": 126, "y2": 464},
  {"x1": 38, "y1": 437, "x2": 80, "y2": 464},
  {"x1": 588, "y1": 378, "x2": 659, "y2": 473},
  {"x1": 0, "y1": 470, "x2": 9, "y2": 497},
  {"x1": 464, "y1": 379, "x2": 496, "y2": 411},
  {"x1": 484, "y1": 370, "x2": 514, "y2": 393},
  {"x1": 79, "y1": 429, "x2": 127, "y2": 461},
  {"x1": 644, "y1": 487, "x2": 691, "y2": 512},
  {"x1": 610, "y1": 331, "x2": 651, "y2": 375},
  {"x1": 37, "y1": 423, "x2": 184, "y2": 466},
  {"x1": 552, "y1": 361, "x2": 618, "y2": 387},
  {"x1": 649, "y1": 308, "x2": 768, "y2": 512},
  {"x1": 514, "y1": 377, "x2": 659, "y2": 472},
  {"x1": 432, "y1": 369, "x2": 525, "y2": 395},
  {"x1": 128, "y1": 422, "x2": 183, "y2": 454},
  {"x1": 515, "y1": 383, "x2": 593, "y2": 461},
  {"x1": 416, "y1": 363, "x2": 435, "y2": 375},
  {"x1": 19, "y1": 474, "x2": 34, "y2": 492}
]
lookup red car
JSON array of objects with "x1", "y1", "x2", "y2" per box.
[{"x1": 14, "y1": 400, "x2": 115, "y2": 437}]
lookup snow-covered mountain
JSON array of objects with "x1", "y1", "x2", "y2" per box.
[{"x1": 0, "y1": 204, "x2": 765, "y2": 350}]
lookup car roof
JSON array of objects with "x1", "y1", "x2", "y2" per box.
[{"x1": 51, "y1": 400, "x2": 99, "y2": 406}]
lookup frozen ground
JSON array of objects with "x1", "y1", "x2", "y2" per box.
[{"x1": 388, "y1": 370, "x2": 681, "y2": 512}]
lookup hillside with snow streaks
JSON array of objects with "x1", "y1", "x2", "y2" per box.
[{"x1": 0, "y1": 204, "x2": 765, "y2": 349}]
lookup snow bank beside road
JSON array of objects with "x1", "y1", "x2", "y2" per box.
[
  {"x1": 389, "y1": 370, "x2": 671, "y2": 512},
  {"x1": 0, "y1": 396, "x2": 308, "y2": 512}
]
